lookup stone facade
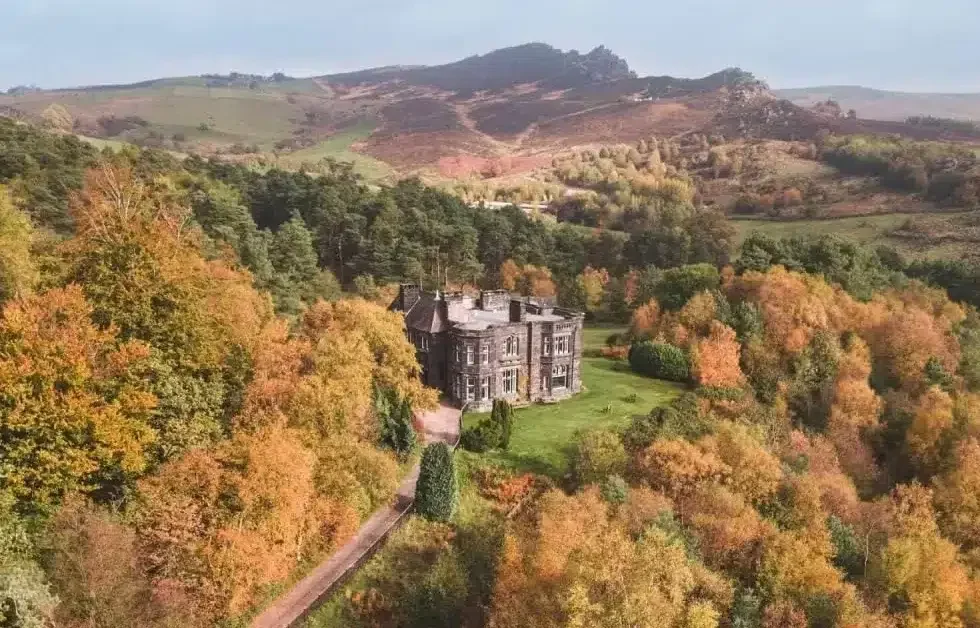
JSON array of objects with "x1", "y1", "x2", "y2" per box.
[{"x1": 392, "y1": 285, "x2": 584, "y2": 411}]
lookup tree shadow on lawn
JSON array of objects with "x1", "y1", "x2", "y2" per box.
[
  {"x1": 588, "y1": 358, "x2": 633, "y2": 374},
  {"x1": 485, "y1": 448, "x2": 570, "y2": 480}
]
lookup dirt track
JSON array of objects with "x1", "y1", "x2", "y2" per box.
[{"x1": 250, "y1": 402, "x2": 461, "y2": 628}]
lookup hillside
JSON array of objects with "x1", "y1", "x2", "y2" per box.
[
  {"x1": 4, "y1": 43, "x2": 979, "y2": 192},
  {"x1": 0, "y1": 43, "x2": 812, "y2": 179},
  {"x1": 778, "y1": 85, "x2": 980, "y2": 122}
]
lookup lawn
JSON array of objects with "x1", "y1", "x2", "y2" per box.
[{"x1": 462, "y1": 326, "x2": 682, "y2": 478}]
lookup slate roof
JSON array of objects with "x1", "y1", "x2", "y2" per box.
[
  {"x1": 395, "y1": 287, "x2": 575, "y2": 334},
  {"x1": 402, "y1": 296, "x2": 449, "y2": 333}
]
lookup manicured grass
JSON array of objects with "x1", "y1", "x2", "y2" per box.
[{"x1": 462, "y1": 326, "x2": 683, "y2": 478}]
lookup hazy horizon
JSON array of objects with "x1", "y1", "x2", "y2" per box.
[{"x1": 3, "y1": 0, "x2": 979, "y2": 93}]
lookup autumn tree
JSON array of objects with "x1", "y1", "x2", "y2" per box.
[
  {"x1": 61, "y1": 164, "x2": 273, "y2": 462},
  {"x1": 489, "y1": 489, "x2": 728, "y2": 627},
  {"x1": 46, "y1": 497, "x2": 162, "y2": 628},
  {"x1": 518, "y1": 264, "x2": 557, "y2": 299},
  {"x1": 571, "y1": 430, "x2": 628, "y2": 486},
  {"x1": 871, "y1": 484, "x2": 970, "y2": 628},
  {"x1": 0, "y1": 188, "x2": 38, "y2": 304},
  {"x1": 0, "y1": 286, "x2": 156, "y2": 508},
  {"x1": 576, "y1": 266, "x2": 610, "y2": 313},
  {"x1": 906, "y1": 386, "x2": 956, "y2": 479},
  {"x1": 826, "y1": 337, "x2": 882, "y2": 488},
  {"x1": 691, "y1": 321, "x2": 744, "y2": 388},
  {"x1": 630, "y1": 298, "x2": 661, "y2": 340},
  {"x1": 499, "y1": 259, "x2": 521, "y2": 291},
  {"x1": 933, "y1": 438, "x2": 980, "y2": 550},
  {"x1": 0, "y1": 495, "x2": 55, "y2": 628}
]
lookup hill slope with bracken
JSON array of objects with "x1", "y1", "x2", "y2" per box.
[{"x1": 1, "y1": 43, "x2": 974, "y2": 179}]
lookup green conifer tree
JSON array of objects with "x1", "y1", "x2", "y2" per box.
[{"x1": 416, "y1": 443, "x2": 459, "y2": 522}]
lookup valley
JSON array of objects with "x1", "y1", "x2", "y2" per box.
[{"x1": 4, "y1": 38, "x2": 980, "y2": 628}]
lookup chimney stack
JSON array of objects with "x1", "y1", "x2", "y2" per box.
[
  {"x1": 399, "y1": 284, "x2": 421, "y2": 311},
  {"x1": 509, "y1": 298, "x2": 526, "y2": 323}
]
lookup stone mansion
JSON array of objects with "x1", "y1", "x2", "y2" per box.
[{"x1": 391, "y1": 285, "x2": 584, "y2": 411}]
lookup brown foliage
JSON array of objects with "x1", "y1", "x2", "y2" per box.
[
  {"x1": 934, "y1": 438, "x2": 980, "y2": 550},
  {"x1": 691, "y1": 321, "x2": 744, "y2": 388},
  {"x1": 0, "y1": 285, "x2": 156, "y2": 506},
  {"x1": 907, "y1": 386, "x2": 956, "y2": 478},
  {"x1": 490, "y1": 488, "x2": 726, "y2": 628},
  {"x1": 47, "y1": 497, "x2": 165, "y2": 628},
  {"x1": 827, "y1": 338, "x2": 883, "y2": 489},
  {"x1": 629, "y1": 298, "x2": 661, "y2": 340},
  {"x1": 635, "y1": 439, "x2": 731, "y2": 498},
  {"x1": 680, "y1": 484, "x2": 772, "y2": 574},
  {"x1": 136, "y1": 426, "x2": 362, "y2": 620}
]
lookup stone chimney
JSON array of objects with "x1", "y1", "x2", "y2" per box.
[
  {"x1": 509, "y1": 298, "x2": 526, "y2": 323},
  {"x1": 479, "y1": 290, "x2": 510, "y2": 311},
  {"x1": 398, "y1": 284, "x2": 421, "y2": 311}
]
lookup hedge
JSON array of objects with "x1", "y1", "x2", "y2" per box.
[{"x1": 628, "y1": 341, "x2": 690, "y2": 382}]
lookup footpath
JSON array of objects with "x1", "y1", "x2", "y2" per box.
[{"x1": 251, "y1": 403, "x2": 461, "y2": 628}]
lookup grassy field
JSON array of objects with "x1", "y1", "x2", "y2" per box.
[
  {"x1": 280, "y1": 120, "x2": 394, "y2": 181},
  {"x1": 733, "y1": 213, "x2": 912, "y2": 245},
  {"x1": 462, "y1": 326, "x2": 682, "y2": 478},
  {"x1": 733, "y1": 212, "x2": 979, "y2": 260}
]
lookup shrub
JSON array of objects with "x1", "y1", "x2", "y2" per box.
[
  {"x1": 492, "y1": 400, "x2": 514, "y2": 450},
  {"x1": 460, "y1": 425, "x2": 492, "y2": 453},
  {"x1": 571, "y1": 430, "x2": 628, "y2": 486},
  {"x1": 623, "y1": 393, "x2": 709, "y2": 452},
  {"x1": 416, "y1": 443, "x2": 459, "y2": 522},
  {"x1": 375, "y1": 387, "x2": 417, "y2": 458},
  {"x1": 460, "y1": 400, "x2": 513, "y2": 453},
  {"x1": 600, "y1": 474, "x2": 629, "y2": 504},
  {"x1": 628, "y1": 341, "x2": 690, "y2": 382}
]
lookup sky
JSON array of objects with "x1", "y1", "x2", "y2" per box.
[{"x1": 3, "y1": 0, "x2": 979, "y2": 93}]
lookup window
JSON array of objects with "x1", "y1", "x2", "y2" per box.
[
  {"x1": 481, "y1": 376, "x2": 491, "y2": 400},
  {"x1": 551, "y1": 364, "x2": 568, "y2": 389},
  {"x1": 505, "y1": 335, "x2": 520, "y2": 357},
  {"x1": 466, "y1": 344, "x2": 475, "y2": 365},
  {"x1": 481, "y1": 343, "x2": 490, "y2": 364},
  {"x1": 555, "y1": 335, "x2": 570, "y2": 356},
  {"x1": 454, "y1": 342, "x2": 461, "y2": 363},
  {"x1": 543, "y1": 335, "x2": 552, "y2": 356},
  {"x1": 453, "y1": 374, "x2": 462, "y2": 400},
  {"x1": 466, "y1": 376, "x2": 476, "y2": 401},
  {"x1": 420, "y1": 334, "x2": 429, "y2": 351},
  {"x1": 503, "y1": 368, "x2": 518, "y2": 394}
]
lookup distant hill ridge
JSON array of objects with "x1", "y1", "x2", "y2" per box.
[
  {"x1": 3, "y1": 42, "x2": 977, "y2": 178},
  {"x1": 777, "y1": 85, "x2": 980, "y2": 122}
]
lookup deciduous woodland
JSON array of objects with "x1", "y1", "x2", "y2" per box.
[{"x1": 4, "y1": 116, "x2": 980, "y2": 628}]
